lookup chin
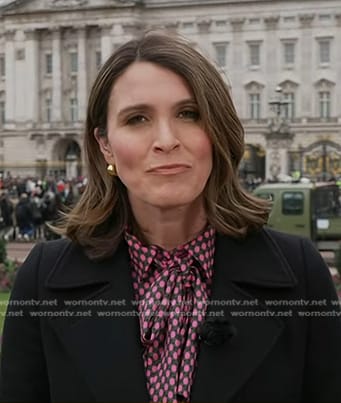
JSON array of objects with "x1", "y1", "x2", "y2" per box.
[{"x1": 147, "y1": 191, "x2": 202, "y2": 209}]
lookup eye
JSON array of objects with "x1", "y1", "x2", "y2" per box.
[
  {"x1": 126, "y1": 115, "x2": 148, "y2": 125},
  {"x1": 178, "y1": 109, "x2": 200, "y2": 121}
]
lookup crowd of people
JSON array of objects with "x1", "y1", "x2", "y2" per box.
[{"x1": 0, "y1": 176, "x2": 86, "y2": 241}]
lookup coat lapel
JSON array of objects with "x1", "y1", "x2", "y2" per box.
[
  {"x1": 191, "y1": 230, "x2": 298, "y2": 402},
  {"x1": 45, "y1": 241, "x2": 149, "y2": 402}
]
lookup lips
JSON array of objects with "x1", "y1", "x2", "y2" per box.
[{"x1": 147, "y1": 163, "x2": 191, "y2": 174}]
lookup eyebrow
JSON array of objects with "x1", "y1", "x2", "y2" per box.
[{"x1": 116, "y1": 98, "x2": 197, "y2": 120}]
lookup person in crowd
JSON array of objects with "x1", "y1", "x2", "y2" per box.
[
  {"x1": 60, "y1": 181, "x2": 75, "y2": 208},
  {"x1": 30, "y1": 188, "x2": 45, "y2": 240},
  {"x1": 16, "y1": 178, "x2": 26, "y2": 197},
  {"x1": 0, "y1": 190, "x2": 14, "y2": 241},
  {"x1": 14, "y1": 193, "x2": 34, "y2": 241},
  {"x1": 1, "y1": 32, "x2": 341, "y2": 403},
  {"x1": 41, "y1": 191, "x2": 62, "y2": 241}
]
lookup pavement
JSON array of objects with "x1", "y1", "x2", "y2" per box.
[{"x1": 6, "y1": 242, "x2": 36, "y2": 262}]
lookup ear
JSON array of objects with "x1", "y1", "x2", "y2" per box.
[{"x1": 94, "y1": 127, "x2": 114, "y2": 165}]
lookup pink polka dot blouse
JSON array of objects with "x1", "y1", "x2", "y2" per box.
[{"x1": 124, "y1": 227, "x2": 216, "y2": 403}]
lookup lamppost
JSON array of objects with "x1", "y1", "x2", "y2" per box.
[
  {"x1": 321, "y1": 142, "x2": 328, "y2": 181},
  {"x1": 265, "y1": 86, "x2": 294, "y2": 181},
  {"x1": 268, "y1": 86, "x2": 288, "y2": 118},
  {"x1": 298, "y1": 143, "x2": 304, "y2": 177}
]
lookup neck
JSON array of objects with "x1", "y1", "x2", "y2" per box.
[{"x1": 129, "y1": 197, "x2": 208, "y2": 250}]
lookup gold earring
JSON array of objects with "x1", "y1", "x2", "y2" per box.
[{"x1": 107, "y1": 164, "x2": 117, "y2": 176}]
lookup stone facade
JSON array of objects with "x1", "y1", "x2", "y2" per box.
[{"x1": 0, "y1": 0, "x2": 340, "y2": 180}]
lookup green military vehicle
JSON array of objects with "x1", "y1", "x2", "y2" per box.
[{"x1": 253, "y1": 182, "x2": 341, "y2": 251}]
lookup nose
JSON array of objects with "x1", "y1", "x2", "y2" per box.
[{"x1": 152, "y1": 120, "x2": 180, "y2": 153}]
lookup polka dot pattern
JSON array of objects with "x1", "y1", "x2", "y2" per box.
[{"x1": 125, "y1": 227, "x2": 215, "y2": 403}]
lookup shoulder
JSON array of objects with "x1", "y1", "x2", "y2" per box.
[
  {"x1": 256, "y1": 228, "x2": 335, "y2": 296},
  {"x1": 231, "y1": 226, "x2": 320, "y2": 260},
  {"x1": 12, "y1": 238, "x2": 79, "y2": 292},
  {"x1": 28, "y1": 238, "x2": 75, "y2": 267},
  {"x1": 253, "y1": 227, "x2": 325, "y2": 270},
  {"x1": 261, "y1": 227, "x2": 312, "y2": 254},
  {"x1": 260, "y1": 227, "x2": 324, "y2": 267},
  {"x1": 39, "y1": 237, "x2": 75, "y2": 258},
  {"x1": 15, "y1": 237, "x2": 129, "y2": 292},
  {"x1": 219, "y1": 226, "x2": 314, "y2": 259},
  {"x1": 217, "y1": 227, "x2": 332, "y2": 291}
]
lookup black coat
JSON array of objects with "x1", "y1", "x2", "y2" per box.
[
  {"x1": 1, "y1": 228, "x2": 341, "y2": 403},
  {"x1": 0, "y1": 196, "x2": 13, "y2": 227},
  {"x1": 15, "y1": 199, "x2": 33, "y2": 229}
]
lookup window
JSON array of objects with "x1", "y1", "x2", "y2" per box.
[
  {"x1": 249, "y1": 18, "x2": 260, "y2": 24},
  {"x1": 319, "y1": 40, "x2": 330, "y2": 64},
  {"x1": 215, "y1": 20, "x2": 227, "y2": 27},
  {"x1": 249, "y1": 93, "x2": 261, "y2": 120},
  {"x1": 0, "y1": 54, "x2": 5, "y2": 78},
  {"x1": 0, "y1": 101, "x2": 5, "y2": 124},
  {"x1": 70, "y1": 51, "x2": 78, "y2": 73},
  {"x1": 315, "y1": 79, "x2": 334, "y2": 118},
  {"x1": 283, "y1": 42, "x2": 295, "y2": 65},
  {"x1": 319, "y1": 14, "x2": 331, "y2": 21},
  {"x1": 282, "y1": 192, "x2": 304, "y2": 215},
  {"x1": 283, "y1": 92, "x2": 295, "y2": 120},
  {"x1": 314, "y1": 187, "x2": 340, "y2": 217},
  {"x1": 183, "y1": 22, "x2": 194, "y2": 29},
  {"x1": 70, "y1": 98, "x2": 78, "y2": 122},
  {"x1": 245, "y1": 81, "x2": 263, "y2": 120},
  {"x1": 319, "y1": 91, "x2": 330, "y2": 118},
  {"x1": 16, "y1": 49, "x2": 25, "y2": 60},
  {"x1": 249, "y1": 43, "x2": 260, "y2": 67},
  {"x1": 45, "y1": 98, "x2": 52, "y2": 122},
  {"x1": 45, "y1": 53, "x2": 52, "y2": 75},
  {"x1": 257, "y1": 192, "x2": 274, "y2": 203},
  {"x1": 95, "y1": 50, "x2": 101, "y2": 70},
  {"x1": 283, "y1": 16, "x2": 295, "y2": 23},
  {"x1": 213, "y1": 43, "x2": 227, "y2": 67}
]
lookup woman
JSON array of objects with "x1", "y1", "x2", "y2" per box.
[{"x1": 1, "y1": 32, "x2": 340, "y2": 403}]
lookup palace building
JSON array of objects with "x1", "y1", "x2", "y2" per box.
[{"x1": 0, "y1": 0, "x2": 340, "y2": 180}]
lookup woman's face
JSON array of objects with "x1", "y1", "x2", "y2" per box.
[{"x1": 96, "y1": 61, "x2": 213, "y2": 211}]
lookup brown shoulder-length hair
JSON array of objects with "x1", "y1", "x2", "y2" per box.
[{"x1": 56, "y1": 31, "x2": 270, "y2": 260}]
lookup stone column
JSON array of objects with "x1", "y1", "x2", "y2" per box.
[
  {"x1": 52, "y1": 27, "x2": 62, "y2": 122},
  {"x1": 77, "y1": 26, "x2": 87, "y2": 121},
  {"x1": 101, "y1": 24, "x2": 112, "y2": 63},
  {"x1": 196, "y1": 18, "x2": 212, "y2": 54},
  {"x1": 299, "y1": 14, "x2": 315, "y2": 119},
  {"x1": 24, "y1": 29, "x2": 39, "y2": 124},
  {"x1": 4, "y1": 30, "x2": 16, "y2": 127},
  {"x1": 264, "y1": 16, "x2": 280, "y2": 108},
  {"x1": 335, "y1": 14, "x2": 341, "y2": 122},
  {"x1": 230, "y1": 18, "x2": 245, "y2": 117}
]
